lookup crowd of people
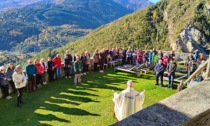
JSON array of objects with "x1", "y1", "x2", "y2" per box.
[{"x1": 0, "y1": 47, "x2": 207, "y2": 108}]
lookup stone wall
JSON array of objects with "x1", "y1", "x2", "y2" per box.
[{"x1": 112, "y1": 78, "x2": 210, "y2": 126}]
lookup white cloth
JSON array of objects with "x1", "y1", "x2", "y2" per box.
[
  {"x1": 113, "y1": 88, "x2": 145, "y2": 121},
  {"x1": 12, "y1": 72, "x2": 26, "y2": 89}
]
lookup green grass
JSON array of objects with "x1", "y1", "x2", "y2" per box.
[{"x1": 0, "y1": 69, "x2": 176, "y2": 126}]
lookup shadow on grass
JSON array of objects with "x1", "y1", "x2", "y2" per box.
[
  {"x1": 66, "y1": 89, "x2": 99, "y2": 96},
  {"x1": 40, "y1": 103, "x2": 100, "y2": 116},
  {"x1": 49, "y1": 96, "x2": 80, "y2": 106},
  {"x1": 38, "y1": 114, "x2": 71, "y2": 123},
  {"x1": 59, "y1": 93, "x2": 100, "y2": 103}
]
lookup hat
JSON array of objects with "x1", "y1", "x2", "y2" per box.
[{"x1": 15, "y1": 65, "x2": 22, "y2": 70}]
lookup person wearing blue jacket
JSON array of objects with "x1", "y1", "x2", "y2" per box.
[
  {"x1": 148, "y1": 50, "x2": 153, "y2": 65},
  {"x1": 154, "y1": 59, "x2": 165, "y2": 86},
  {"x1": 25, "y1": 60, "x2": 37, "y2": 92}
]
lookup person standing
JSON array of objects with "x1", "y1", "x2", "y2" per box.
[
  {"x1": 126, "y1": 48, "x2": 132, "y2": 64},
  {"x1": 25, "y1": 60, "x2": 37, "y2": 92},
  {"x1": 53, "y1": 54, "x2": 62, "y2": 79},
  {"x1": 186, "y1": 53, "x2": 194, "y2": 73},
  {"x1": 154, "y1": 59, "x2": 165, "y2": 86},
  {"x1": 162, "y1": 54, "x2": 169, "y2": 68},
  {"x1": 168, "y1": 50, "x2": 175, "y2": 62},
  {"x1": 167, "y1": 58, "x2": 177, "y2": 89},
  {"x1": 35, "y1": 59, "x2": 44, "y2": 88},
  {"x1": 99, "y1": 49, "x2": 106, "y2": 73},
  {"x1": 74, "y1": 56, "x2": 83, "y2": 85},
  {"x1": 64, "y1": 50, "x2": 73, "y2": 78},
  {"x1": 137, "y1": 49, "x2": 143, "y2": 65},
  {"x1": 64, "y1": 54, "x2": 71, "y2": 78},
  {"x1": 0, "y1": 66, "x2": 12, "y2": 99},
  {"x1": 6, "y1": 63, "x2": 16, "y2": 93},
  {"x1": 93, "y1": 49, "x2": 100, "y2": 72},
  {"x1": 112, "y1": 80, "x2": 145, "y2": 121},
  {"x1": 148, "y1": 50, "x2": 153, "y2": 65},
  {"x1": 122, "y1": 48, "x2": 127, "y2": 65},
  {"x1": 85, "y1": 51, "x2": 91, "y2": 73},
  {"x1": 40, "y1": 58, "x2": 48, "y2": 85},
  {"x1": 189, "y1": 59, "x2": 197, "y2": 76},
  {"x1": 12, "y1": 65, "x2": 26, "y2": 107},
  {"x1": 47, "y1": 57, "x2": 55, "y2": 82},
  {"x1": 193, "y1": 50, "x2": 199, "y2": 62},
  {"x1": 81, "y1": 52, "x2": 87, "y2": 75},
  {"x1": 153, "y1": 51, "x2": 159, "y2": 65},
  {"x1": 143, "y1": 50, "x2": 149, "y2": 67}
]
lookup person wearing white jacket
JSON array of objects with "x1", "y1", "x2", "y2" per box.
[
  {"x1": 12, "y1": 65, "x2": 26, "y2": 107},
  {"x1": 112, "y1": 80, "x2": 145, "y2": 121}
]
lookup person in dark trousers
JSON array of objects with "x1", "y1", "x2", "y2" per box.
[
  {"x1": 167, "y1": 58, "x2": 177, "y2": 89},
  {"x1": 12, "y1": 65, "x2": 26, "y2": 107},
  {"x1": 93, "y1": 49, "x2": 100, "y2": 72},
  {"x1": 47, "y1": 57, "x2": 55, "y2": 82},
  {"x1": 154, "y1": 59, "x2": 165, "y2": 86},
  {"x1": 81, "y1": 52, "x2": 87, "y2": 75},
  {"x1": 115, "y1": 47, "x2": 120, "y2": 59},
  {"x1": 64, "y1": 54, "x2": 71, "y2": 78},
  {"x1": 25, "y1": 60, "x2": 37, "y2": 92},
  {"x1": 122, "y1": 48, "x2": 127, "y2": 65},
  {"x1": 6, "y1": 63, "x2": 16, "y2": 93},
  {"x1": 40, "y1": 58, "x2": 48, "y2": 85},
  {"x1": 104, "y1": 48, "x2": 109, "y2": 64},
  {"x1": 35, "y1": 59, "x2": 44, "y2": 88},
  {"x1": 99, "y1": 49, "x2": 106, "y2": 73},
  {"x1": 0, "y1": 66, "x2": 12, "y2": 99},
  {"x1": 126, "y1": 48, "x2": 132, "y2": 64},
  {"x1": 143, "y1": 50, "x2": 149, "y2": 67},
  {"x1": 189, "y1": 59, "x2": 197, "y2": 76},
  {"x1": 64, "y1": 50, "x2": 73, "y2": 78}
]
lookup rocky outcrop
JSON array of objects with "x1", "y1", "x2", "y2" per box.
[{"x1": 176, "y1": 25, "x2": 207, "y2": 55}]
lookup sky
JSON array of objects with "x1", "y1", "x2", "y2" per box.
[{"x1": 150, "y1": 0, "x2": 160, "y2": 3}]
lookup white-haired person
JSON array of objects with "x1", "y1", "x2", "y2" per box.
[
  {"x1": 12, "y1": 65, "x2": 26, "y2": 107},
  {"x1": 112, "y1": 80, "x2": 145, "y2": 121},
  {"x1": 0, "y1": 66, "x2": 12, "y2": 99},
  {"x1": 73, "y1": 56, "x2": 83, "y2": 85}
]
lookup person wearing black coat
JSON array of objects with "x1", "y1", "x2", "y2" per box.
[
  {"x1": 47, "y1": 57, "x2": 55, "y2": 82},
  {"x1": 64, "y1": 55, "x2": 71, "y2": 78},
  {"x1": 154, "y1": 59, "x2": 165, "y2": 86},
  {"x1": 81, "y1": 52, "x2": 87, "y2": 75},
  {"x1": 6, "y1": 63, "x2": 16, "y2": 93},
  {"x1": 122, "y1": 48, "x2": 127, "y2": 65},
  {"x1": 0, "y1": 66, "x2": 12, "y2": 99}
]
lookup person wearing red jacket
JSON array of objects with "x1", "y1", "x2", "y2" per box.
[
  {"x1": 162, "y1": 54, "x2": 169, "y2": 68},
  {"x1": 53, "y1": 54, "x2": 62, "y2": 79},
  {"x1": 136, "y1": 50, "x2": 143, "y2": 64},
  {"x1": 35, "y1": 59, "x2": 44, "y2": 88}
]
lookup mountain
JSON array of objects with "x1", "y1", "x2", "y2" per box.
[
  {"x1": 0, "y1": 0, "x2": 132, "y2": 53},
  {"x1": 32, "y1": 0, "x2": 210, "y2": 60},
  {"x1": 113, "y1": 0, "x2": 153, "y2": 11},
  {"x1": 0, "y1": 0, "x2": 61, "y2": 11}
]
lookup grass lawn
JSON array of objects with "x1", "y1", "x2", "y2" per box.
[{"x1": 0, "y1": 68, "x2": 176, "y2": 126}]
